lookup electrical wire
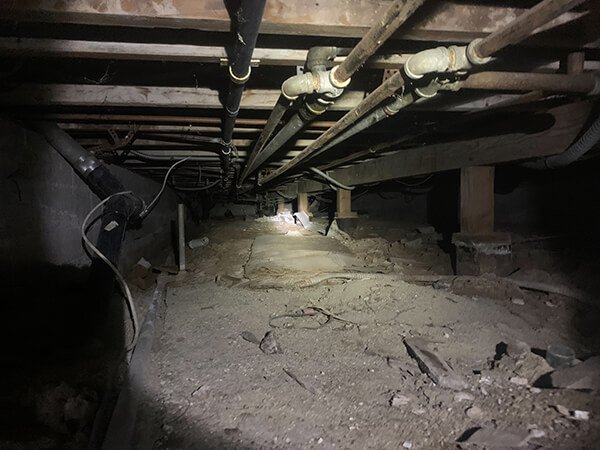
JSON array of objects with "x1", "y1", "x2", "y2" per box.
[
  {"x1": 394, "y1": 174, "x2": 433, "y2": 187},
  {"x1": 169, "y1": 179, "x2": 221, "y2": 191},
  {"x1": 309, "y1": 167, "x2": 355, "y2": 190},
  {"x1": 139, "y1": 157, "x2": 191, "y2": 219},
  {"x1": 81, "y1": 191, "x2": 139, "y2": 352}
]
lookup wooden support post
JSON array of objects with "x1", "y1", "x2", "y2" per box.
[
  {"x1": 277, "y1": 197, "x2": 288, "y2": 214},
  {"x1": 454, "y1": 165, "x2": 512, "y2": 275},
  {"x1": 335, "y1": 188, "x2": 358, "y2": 219},
  {"x1": 460, "y1": 166, "x2": 495, "y2": 235},
  {"x1": 297, "y1": 191, "x2": 309, "y2": 215}
]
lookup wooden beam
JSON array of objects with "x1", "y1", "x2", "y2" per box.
[
  {"x1": 22, "y1": 113, "x2": 338, "y2": 129},
  {"x1": 295, "y1": 101, "x2": 591, "y2": 192},
  {"x1": 0, "y1": 1, "x2": 591, "y2": 46},
  {"x1": 1, "y1": 84, "x2": 538, "y2": 113},
  {"x1": 0, "y1": 84, "x2": 366, "y2": 110},
  {"x1": 0, "y1": 37, "x2": 409, "y2": 69},
  {"x1": 460, "y1": 166, "x2": 495, "y2": 235}
]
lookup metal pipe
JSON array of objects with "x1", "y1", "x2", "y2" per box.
[
  {"x1": 137, "y1": 133, "x2": 227, "y2": 148},
  {"x1": 332, "y1": 0, "x2": 427, "y2": 84},
  {"x1": 259, "y1": 0, "x2": 593, "y2": 186},
  {"x1": 471, "y1": 0, "x2": 588, "y2": 59},
  {"x1": 222, "y1": 0, "x2": 266, "y2": 144},
  {"x1": 177, "y1": 204, "x2": 186, "y2": 271},
  {"x1": 29, "y1": 120, "x2": 145, "y2": 347},
  {"x1": 221, "y1": 0, "x2": 267, "y2": 173},
  {"x1": 317, "y1": 91, "x2": 417, "y2": 156},
  {"x1": 241, "y1": 47, "x2": 340, "y2": 180},
  {"x1": 246, "y1": 2, "x2": 425, "y2": 185},
  {"x1": 238, "y1": 94, "x2": 291, "y2": 184},
  {"x1": 450, "y1": 71, "x2": 600, "y2": 94},
  {"x1": 259, "y1": 72, "x2": 406, "y2": 185}
]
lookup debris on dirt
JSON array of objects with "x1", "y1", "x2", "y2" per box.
[
  {"x1": 401, "y1": 237, "x2": 423, "y2": 249},
  {"x1": 465, "y1": 405, "x2": 484, "y2": 420},
  {"x1": 389, "y1": 392, "x2": 412, "y2": 408},
  {"x1": 283, "y1": 368, "x2": 315, "y2": 394},
  {"x1": 403, "y1": 337, "x2": 468, "y2": 391},
  {"x1": 511, "y1": 297, "x2": 525, "y2": 305},
  {"x1": 35, "y1": 382, "x2": 97, "y2": 434},
  {"x1": 402, "y1": 440, "x2": 413, "y2": 449},
  {"x1": 509, "y1": 376, "x2": 529, "y2": 386},
  {"x1": 240, "y1": 331, "x2": 260, "y2": 344},
  {"x1": 416, "y1": 225, "x2": 436, "y2": 235},
  {"x1": 215, "y1": 274, "x2": 247, "y2": 287},
  {"x1": 259, "y1": 331, "x2": 282, "y2": 354},
  {"x1": 458, "y1": 426, "x2": 534, "y2": 447},
  {"x1": 188, "y1": 236, "x2": 209, "y2": 249},
  {"x1": 293, "y1": 211, "x2": 313, "y2": 230},
  {"x1": 553, "y1": 404, "x2": 590, "y2": 421},
  {"x1": 127, "y1": 258, "x2": 156, "y2": 290},
  {"x1": 545, "y1": 343, "x2": 575, "y2": 369},
  {"x1": 541, "y1": 355, "x2": 600, "y2": 390},
  {"x1": 513, "y1": 352, "x2": 553, "y2": 385},
  {"x1": 454, "y1": 392, "x2": 475, "y2": 402},
  {"x1": 506, "y1": 339, "x2": 530, "y2": 359}
]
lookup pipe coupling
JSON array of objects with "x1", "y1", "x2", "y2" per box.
[
  {"x1": 229, "y1": 65, "x2": 251, "y2": 85},
  {"x1": 329, "y1": 66, "x2": 351, "y2": 89},
  {"x1": 315, "y1": 70, "x2": 344, "y2": 99},
  {"x1": 77, "y1": 154, "x2": 102, "y2": 176},
  {"x1": 414, "y1": 84, "x2": 439, "y2": 98},
  {"x1": 447, "y1": 46, "x2": 471, "y2": 72},
  {"x1": 466, "y1": 39, "x2": 492, "y2": 66}
]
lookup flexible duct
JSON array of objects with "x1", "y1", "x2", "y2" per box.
[{"x1": 524, "y1": 114, "x2": 600, "y2": 169}]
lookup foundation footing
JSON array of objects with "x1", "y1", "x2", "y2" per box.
[{"x1": 452, "y1": 232, "x2": 513, "y2": 276}]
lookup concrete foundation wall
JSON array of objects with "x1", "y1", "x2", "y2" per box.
[{"x1": 0, "y1": 119, "x2": 178, "y2": 277}]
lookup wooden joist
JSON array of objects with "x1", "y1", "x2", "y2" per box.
[
  {"x1": 295, "y1": 101, "x2": 591, "y2": 192},
  {"x1": 0, "y1": 37, "x2": 409, "y2": 69},
  {"x1": 0, "y1": 84, "x2": 367, "y2": 110},
  {"x1": 0, "y1": 1, "x2": 592, "y2": 46}
]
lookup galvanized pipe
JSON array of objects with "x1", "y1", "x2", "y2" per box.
[
  {"x1": 259, "y1": 72, "x2": 405, "y2": 185},
  {"x1": 333, "y1": 0, "x2": 427, "y2": 84},
  {"x1": 450, "y1": 71, "x2": 599, "y2": 94},
  {"x1": 471, "y1": 0, "x2": 587, "y2": 59},
  {"x1": 249, "y1": 1, "x2": 426, "y2": 186},
  {"x1": 260, "y1": 0, "x2": 592, "y2": 186}
]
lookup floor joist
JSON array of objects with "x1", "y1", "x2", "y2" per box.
[
  {"x1": 0, "y1": 1, "x2": 591, "y2": 47},
  {"x1": 294, "y1": 101, "x2": 591, "y2": 193}
]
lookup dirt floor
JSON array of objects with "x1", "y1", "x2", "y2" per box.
[{"x1": 133, "y1": 214, "x2": 600, "y2": 449}]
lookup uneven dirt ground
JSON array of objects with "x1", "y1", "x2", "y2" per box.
[{"x1": 134, "y1": 216, "x2": 600, "y2": 449}]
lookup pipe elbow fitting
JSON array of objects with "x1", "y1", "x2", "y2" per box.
[
  {"x1": 281, "y1": 72, "x2": 315, "y2": 100},
  {"x1": 404, "y1": 47, "x2": 451, "y2": 79},
  {"x1": 306, "y1": 46, "x2": 339, "y2": 73}
]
